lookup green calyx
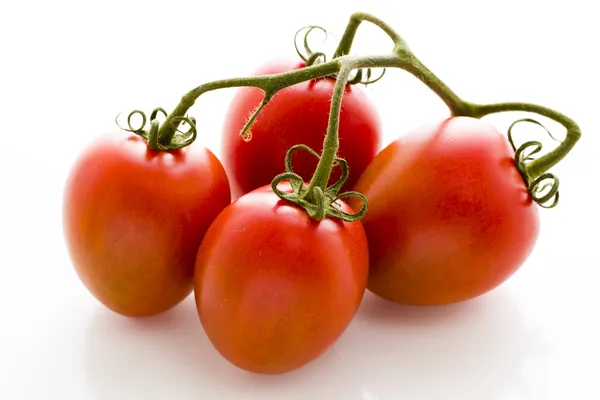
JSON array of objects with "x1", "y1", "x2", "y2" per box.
[
  {"x1": 115, "y1": 107, "x2": 197, "y2": 151},
  {"x1": 271, "y1": 145, "x2": 368, "y2": 222}
]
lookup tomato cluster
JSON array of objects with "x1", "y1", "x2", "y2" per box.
[{"x1": 62, "y1": 12, "x2": 579, "y2": 375}]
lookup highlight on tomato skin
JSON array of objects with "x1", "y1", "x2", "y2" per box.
[
  {"x1": 193, "y1": 183, "x2": 369, "y2": 374},
  {"x1": 220, "y1": 58, "x2": 382, "y2": 201},
  {"x1": 62, "y1": 131, "x2": 231, "y2": 318},
  {"x1": 349, "y1": 117, "x2": 541, "y2": 306}
]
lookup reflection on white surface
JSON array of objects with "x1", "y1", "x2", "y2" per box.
[{"x1": 82, "y1": 289, "x2": 541, "y2": 400}]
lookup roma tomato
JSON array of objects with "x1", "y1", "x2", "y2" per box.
[
  {"x1": 349, "y1": 117, "x2": 539, "y2": 306},
  {"x1": 221, "y1": 58, "x2": 382, "y2": 200},
  {"x1": 194, "y1": 184, "x2": 369, "y2": 374},
  {"x1": 63, "y1": 132, "x2": 230, "y2": 317}
]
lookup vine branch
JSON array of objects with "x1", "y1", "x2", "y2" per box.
[{"x1": 118, "y1": 11, "x2": 581, "y2": 216}]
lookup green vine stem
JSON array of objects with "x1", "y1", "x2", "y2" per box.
[
  {"x1": 156, "y1": 54, "x2": 402, "y2": 145},
  {"x1": 331, "y1": 12, "x2": 580, "y2": 187},
  {"x1": 468, "y1": 101, "x2": 581, "y2": 180},
  {"x1": 306, "y1": 63, "x2": 353, "y2": 195},
  {"x1": 271, "y1": 61, "x2": 371, "y2": 221},
  {"x1": 119, "y1": 11, "x2": 581, "y2": 218}
]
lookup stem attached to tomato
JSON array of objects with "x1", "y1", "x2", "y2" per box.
[
  {"x1": 305, "y1": 62, "x2": 352, "y2": 195},
  {"x1": 270, "y1": 60, "x2": 370, "y2": 221},
  {"x1": 469, "y1": 101, "x2": 581, "y2": 180}
]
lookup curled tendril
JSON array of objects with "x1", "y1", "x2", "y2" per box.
[
  {"x1": 292, "y1": 25, "x2": 384, "y2": 86},
  {"x1": 271, "y1": 144, "x2": 368, "y2": 222},
  {"x1": 115, "y1": 110, "x2": 147, "y2": 135},
  {"x1": 330, "y1": 190, "x2": 368, "y2": 220},
  {"x1": 306, "y1": 51, "x2": 327, "y2": 66},
  {"x1": 115, "y1": 107, "x2": 197, "y2": 151},
  {"x1": 168, "y1": 115, "x2": 197, "y2": 149},
  {"x1": 347, "y1": 67, "x2": 387, "y2": 86},
  {"x1": 508, "y1": 118, "x2": 561, "y2": 208},
  {"x1": 529, "y1": 173, "x2": 560, "y2": 209},
  {"x1": 150, "y1": 107, "x2": 168, "y2": 122},
  {"x1": 294, "y1": 25, "x2": 329, "y2": 66}
]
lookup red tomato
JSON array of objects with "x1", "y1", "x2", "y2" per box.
[
  {"x1": 221, "y1": 58, "x2": 382, "y2": 200},
  {"x1": 194, "y1": 184, "x2": 369, "y2": 374},
  {"x1": 349, "y1": 117, "x2": 540, "y2": 306},
  {"x1": 63, "y1": 132, "x2": 231, "y2": 317}
]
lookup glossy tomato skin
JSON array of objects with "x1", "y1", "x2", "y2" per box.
[
  {"x1": 349, "y1": 117, "x2": 540, "y2": 306},
  {"x1": 221, "y1": 58, "x2": 382, "y2": 200},
  {"x1": 63, "y1": 132, "x2": 231, "y2": 317},
  {"x1": 194, "y1": 184, "x2": 369, "y2": 374}
]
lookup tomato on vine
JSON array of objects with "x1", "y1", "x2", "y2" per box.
[
  {"x1": 194, "y1": 181, "x2": 369, "y2": 374},
  {"x1": 350, "y1": 117, "x2": 551, "y2": 305},
  {"x1": 194, "y1": 63, "x2": 372, "y2": 374},
  {"x1": 334, "y1": 15, "x2": 580, "y2": 306},
  {"x1": 63, "y1": 110, "x2": 231, "y2": 317},
  {"x1": 132, "y1": 11, "x2": 580, "y2": 371}
]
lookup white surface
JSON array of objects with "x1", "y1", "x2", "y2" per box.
[{"x1": 2, "y1": 0, "x2": 599, "y2": 399}]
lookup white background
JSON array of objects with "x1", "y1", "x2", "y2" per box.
[{"x1": 2, "y1": 0, "x2": 599, "y2": 399}]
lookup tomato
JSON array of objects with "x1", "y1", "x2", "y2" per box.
[
  {"x1": 349, "y1": 117, "x2": 540, "y2": 306},
  {"x1": 221, "y1": 58, "x2": 382, "y2": 200},
  {"x1": 63, "y1": 132, "x2": 231, "y2": 317},
  {"x1": 194, "y1": 184, "x2": 369, "y2": 374}
]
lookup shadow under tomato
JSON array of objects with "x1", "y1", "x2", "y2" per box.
[
  {"x1": 84, "y1": 288, "x2": 545, "y2": 400},
  {"x1": 331, "y1": 289, "x2": 546, "y2": 400},
  {"x1": 84, "y1": 296, "x2": 232, "y2": 400}
]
